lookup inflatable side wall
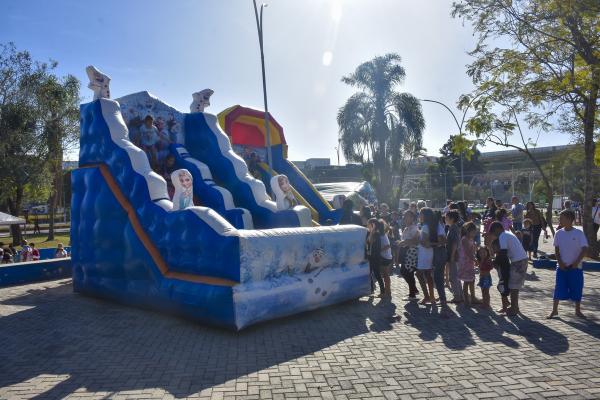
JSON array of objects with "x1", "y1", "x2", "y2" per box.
[
  {"x1": 72, "y1": 98, "x2": 369, "y2": 330},
  {"x1": 184, "y1": 113, "x2": 312, "y2": 229}
]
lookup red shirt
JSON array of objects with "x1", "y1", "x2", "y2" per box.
[
  {"x1": 480, "y1": 258, "x2": 493, "y2": 273},
  {"x1": 32, "y1": 248, "x2": 40, "y2": 261}
]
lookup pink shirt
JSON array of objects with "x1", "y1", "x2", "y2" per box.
[{"x1": 458, "y1": 236, "x2": 475, "y2": 269}]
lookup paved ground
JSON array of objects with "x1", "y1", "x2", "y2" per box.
[{"x1": 1, "y1": 254, "x2": 599, "y2": 399}]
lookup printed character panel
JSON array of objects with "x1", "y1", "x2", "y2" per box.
[
  {"x1": 233, "y1": 262, "x2": 370, "y2": 329},
  {"x1": 239, "y1": 226, "x2": 367, "y2": 284}
]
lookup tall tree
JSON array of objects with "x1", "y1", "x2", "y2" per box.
[
  {"x1": 0, "y1": 43, "x2": 50, "y2": 244},
  {"x1": 461, "y1": 101, "x2": 557, "y2": 234},
  {"x1": 338, "y1": 54, "x2": 425, "y2": 202},
  {"x1": 36, "y1": 74, "x2": 79, "y2": 240},
  {"x1": 452, "y1": 0, "x2": 600, "y2": 251}
]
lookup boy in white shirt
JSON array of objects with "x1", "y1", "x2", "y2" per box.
[
  {"x1": 488, "y1": 221, "x2": 528, "y2": 316},
  {"x1": 547, "y1": 210, "x2": 588, "y2": 319}
]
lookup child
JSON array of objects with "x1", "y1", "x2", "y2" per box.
[
  {"x1": 416, "y1": 208, "x2": 437, "y2": 305},
  {"x1": 1, "y1": 245, "x2": 13, "y2": 263},
  {"x1": 397, "y1": 210, "x2": 420, "y2": 300},
  {"x1": 139, "y1": 115, "x2": 159, "y2": 169},
  {"x1": 20, "y1": 240, "x2": 33, "y2": 262},
  {"x1": 54, "y1": 243, "x2": 68, "y2": 258},
  {"x1": 520, "y1": 219, "x2": 533, "y2": 260},
  {"x1": 378, "y1": 219, "x2": 394, "y2": 298},
  {"x1": 495, "y1": 208, "x2": 513, "y2": 232},
  {"x1": 446, "y1": 210, "x2": 464, "y2": 304},
  {"x1": 366, "y1": 218, "x2": 387, "y2": 297},
  {"x1": 491, "y1": 239, "x2": 510, "y2": 313},
  {"x1": 547, "y1": 210, "x2": 588, "y2": 319},
  {"x1": 30, "y1": 243, "x2": 40, "y2": 261},
  {"x1": 476, "y1": 247, "x2": 493, "y2": 309},
  {"x1": 458, "y1": 222, "x2": 481, "y2": 305}
]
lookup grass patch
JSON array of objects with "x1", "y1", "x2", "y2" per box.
[{"x1": 0, "y1": 233, "x2": 71, "y2": 249}]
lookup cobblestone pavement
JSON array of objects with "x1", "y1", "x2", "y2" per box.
[{"x1": 1, "y1": 261, "x2": 599, "y2": 399}]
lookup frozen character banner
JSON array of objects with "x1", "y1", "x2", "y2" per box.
[
  {"x1": 171, "y1": 169, "x2": 195, "y2": 210},
  {"x1": 270, "y1": 175, "x2": 298, "y2": 210}
]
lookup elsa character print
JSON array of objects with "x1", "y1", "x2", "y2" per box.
[
  {"x1": 271, "y1": 175, "x2": 298, "y2": 210},
  {"x1": 171, "y1": 169, "x2": 194, "y2": 210}
]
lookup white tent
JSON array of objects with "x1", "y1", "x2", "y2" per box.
[{"x1": 0, "y1": 211, "x2": 26, "y2": 226}]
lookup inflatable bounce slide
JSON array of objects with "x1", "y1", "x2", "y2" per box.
[
  {"x1": 70, "y1": 66, "x2": 369, "y2": 330},
  {"x1": 218, "y1": 106, "x2": 343, "y2": 225}
]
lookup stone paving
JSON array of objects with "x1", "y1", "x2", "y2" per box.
[{"x1": 1, "y1": 259, "x2": 599, "y2": 399}]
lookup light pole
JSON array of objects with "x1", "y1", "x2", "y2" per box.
[
  {"x1": 421, "y1": 98, "x2": 465, "y2": 201},
  {"x1": 253, "y1": 0, "x2": 273, "y2": 171}
]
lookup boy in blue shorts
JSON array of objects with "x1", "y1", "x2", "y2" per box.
[{"x1": 547, "y1": 210, "x2": 588, "y2": 319}]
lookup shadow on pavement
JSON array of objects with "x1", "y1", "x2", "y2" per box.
[
  {"x1": 402, "y1": 301, "x2": 476, "y2": 350},
  {"x1": 0, "y1": 280, "x2": 393, "y2": 399},
  {"x1": 508, "y1": 314, "x2": 569, "y2": 355}
]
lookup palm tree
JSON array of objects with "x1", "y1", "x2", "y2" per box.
[{"x1": 338, "y1": 53, "x2": 425, "y2": 202}]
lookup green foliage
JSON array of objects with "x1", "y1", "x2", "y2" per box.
[
  {"x1": 452, "y1": 0, "x2": 600, "y2": 243},
  {"x1": 0, "y1": 42, "x2": 80, "y2": 241},
  {"x1": 338, "y1": 53, "x2": 425, "y2": 202},
  {"x1": 439, "y1": 135, "x2": 485, "y2": 174},
  {"x1": 23, "y1": 178, "x2": 51, "y2": 204},
  {"x1": 450, "y1": 135, "x2": 476, "y2": 161}
]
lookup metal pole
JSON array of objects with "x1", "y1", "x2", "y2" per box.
[
  {"x1": 421, "y1": 99, "x2": 466, "y2": 201},
  {"x1": 253, "y1": 1, "x2": 273, "y2": 170}
]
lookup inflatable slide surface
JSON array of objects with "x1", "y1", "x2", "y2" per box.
[
  {"x1": 71, "y1": 68, "x2": 369, "y2": 330},
  {"x1": 218, "y1": 106, "x2": 343, "y2": 224}
]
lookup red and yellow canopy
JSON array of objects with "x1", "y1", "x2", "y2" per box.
[{"x1": 218, "y1": 105, "x2": 288, "y2": 158}]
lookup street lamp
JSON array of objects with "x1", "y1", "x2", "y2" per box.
[
  {"x1": 253, "y1": 1, "x2": 273, "y2": 170},
  {"x1": 421, "y1": 98, "x2": 465, "y2": 201}
]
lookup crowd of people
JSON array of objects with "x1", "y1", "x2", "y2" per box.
[
  {"x1": 339, "y1": 195, "x2": 589, "y2": 319},
  {"x1": 0, "y1": 240, "x2": 68, "y2": 264}
]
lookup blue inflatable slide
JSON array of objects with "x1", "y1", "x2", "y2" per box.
[{"x1": 71, "y1": 70, "x2": 369, "y2": 330}]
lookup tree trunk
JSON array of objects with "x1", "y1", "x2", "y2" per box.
[
  {"x1": 46, "y1": 120, "x2": 63, "y2": 241},
  {"x1": 582, "y1": 83, "x2": 599, "y2": 256},
  {"x1": 7, "y1": 186, "x2": 24, "y2": 246},
  {"x1": 47, "y1": 179, "x2": 57, "y2": 241},
  {"x1": 521, "y1": 147, "x2": 555, "y2": 235}
]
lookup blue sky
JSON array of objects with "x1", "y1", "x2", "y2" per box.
[{"x1": 1, "y1": 0, "x2": 571, "y2": 162}]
